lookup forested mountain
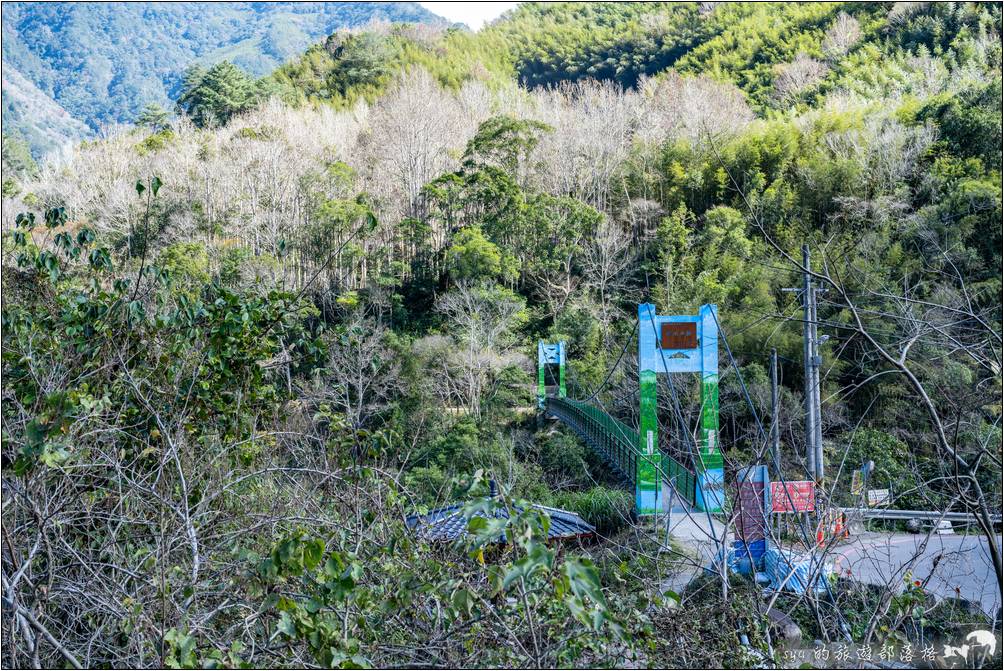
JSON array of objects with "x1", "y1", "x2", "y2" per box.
[
  {"x1": 2, "y1": 3, "x2": 1002, "y2": 669},
  {"x1": 1, "y1": 1, "x2": 445, "y2": 156},
  {"x1": 1, "y1": 62, "x2": 91, "y2": 158}
]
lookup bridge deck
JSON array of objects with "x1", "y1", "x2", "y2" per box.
[{"x1": 545, "y1": 396, "x2": 700, "y2": 508}]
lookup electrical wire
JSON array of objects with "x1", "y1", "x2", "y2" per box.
[{"x1": 709, "y1": 308, "x2": 852, "y2": 639}]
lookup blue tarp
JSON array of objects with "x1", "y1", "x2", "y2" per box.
[
  {"x1": 707, "y1": 547, "x2": 829, "y2": 594},
  {"x1": 708, "y1": 548, "x2": 753, "y2": 576},
  {"x1": 763, "y1": 548, "x2": 828, "y2": 594}
]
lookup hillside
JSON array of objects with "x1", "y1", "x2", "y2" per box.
[
  {"x1": 2, "y1": 3, "x2": 1002, "y2": 669},
  {"x1": 1, "y1": 62, "x2": 91, "y2": 157},
  {"x1": 0, "y1": 1, "x2": 446, "y2": 156},
  {"x1": 269, "y1": 1, "x2": 1002, "y2": 116}
]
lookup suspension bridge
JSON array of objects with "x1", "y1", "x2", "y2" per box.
[
  {"x1": 537, "y1": 304, "x2": 1004, "y2": 619},
  {"x1": 539, "y1": 303, "x2": 725, "y2": 517},
  {"x1": 538, "y1": 305, "x2": 845, "y2": 603}
]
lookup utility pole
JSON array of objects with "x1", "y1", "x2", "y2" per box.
[
  {"x1": 770, "y1": 348, "x2": 780, "y2": 472},
  {"x1": 801, "y1": 245, "x2": 818, "y2": 481},
  {"x1": 803, "y1": 245, "x2": 825, "y2": 482},
  {"x1": 784, "y1": 245, "x2": 825, "y2": 483},
  {"x1": 806, "y1": 246, "x2": 824, "y2": 483}
]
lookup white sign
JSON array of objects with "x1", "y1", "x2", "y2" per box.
[
  {"x1": 867, "y1": 488, "x2": 890, "y2": 507},
  {"x1": 936, "y1": 520, "x2": 955, "y2": 535}
]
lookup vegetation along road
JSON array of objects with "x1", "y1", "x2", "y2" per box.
[{"x1": 2, "y1": 2, "x2": 1001, "y2": 668}]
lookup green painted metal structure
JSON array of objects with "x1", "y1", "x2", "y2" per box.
[
  {"x1": 545, "y1": 397, "x2": 698, "y2": 508},
  {"x1": 537, "y1": 341, "x2": 566, "y2": 409},
  {"x1": 540, "y1": 304, "x2": 722, "y2": 516},
  {"x1": 638, "y1": 303, "x2": 723, "y2": 514}
]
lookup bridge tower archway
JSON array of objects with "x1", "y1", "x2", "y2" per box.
[
  {"x1": 638, "y1": 303, "x2": 723, "y2": 515},
  {"x1": 537, "y1": 341, "x2": 566, "y2": 409}
]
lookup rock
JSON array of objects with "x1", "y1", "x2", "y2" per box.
[
  {"x1": 936, "y1": 520, "x2": 955, "y2": 535},
  {"x1": 766, "y1": 607, "x2": 802, "y2": 642}
]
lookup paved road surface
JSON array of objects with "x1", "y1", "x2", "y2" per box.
[
  {"x1": 659, "y1": 482, "x2": 1001, "y2": 618},
  {"x1": 831, "y1": 532, "x2": 1002, "y2": 617},
  {"x1": 658, "y1": 496, "x2": 729, "y2": 596}
]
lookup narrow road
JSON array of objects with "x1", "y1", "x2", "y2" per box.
[
  {"x1": 831, "y1": 531, "x2": 1003, "y2": 617},
  {"x1": 658, "y1": 494, "x2": 729, "y2": 597}
]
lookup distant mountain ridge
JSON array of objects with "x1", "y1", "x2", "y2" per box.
[
  {"x1": 1, "y1": 1, "x2": 447, "y2": 157},
  {"x1": 2, "y1": 61, "x2": 91, "y2": 159}
]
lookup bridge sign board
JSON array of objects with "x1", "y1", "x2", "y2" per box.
[
  {"x1": 661, "y1": 322, "x2": 697, "y2": 350},
  {"x1": 769, "y1": 480, "x2": 815, "y2": 513}
]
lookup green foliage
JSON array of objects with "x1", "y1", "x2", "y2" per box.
[
  {"x1": 527, "y1": 428, "x2": 592, "y2": 487},
  {"x1": 217, "y1": 245, "x2": 280, "y2": 288},
  {"x1": 462, "y1": 115, "x2": 553, "y2": 177},
  {"x1": 1, "y1": 132, "x2": 38, "y2": 183},
  {"x1": 412, "y1": 416, "x2": 483, "y2": 472},
  {"x1": 446, "y1": 226, "x2": 506, "y2": 282},
  {"x1": 491, "y1": 1, "x2": 732, "y2": 89},
  {"x1": 134, "y1": 128, "x2": 176, "y2": 155},
  {"x1": 423, "y1": 115, "x2": 602, "y2": 304},
  {"x1": 673, "y1": 2, "x2": 843, "y2": 109},
  {"x1": 835, "y1": 429, "x2": 926, "y2": 510},
  {"x1": 267, "y1": 23, "x2": 514, "y2": 109},
  {"x1": 135, "y1": 102, "x2": 171, "y2": 132},
  {"x1": 915, "y1": 80, "x2": 1003, "y2": 171},
  {"x1": 326, "y1": 32, "x2": 394, "y2": 94},
  {"x1": 256, "y1": 476, "x2": 626, "y2": 668},
  {"x1": 157, "y1": 241, "x2": 209, "y2": 298},
  {"x1": 3, "y1": 181, "x2": 325, "y2": 475},
  {"x1": 2, "y1": 5, "x2": 1002, "y2": 666},
  {"x1": 2, "y1": 1, "x2": 446, "y2": 154},
  {"x1": 551, "y1": 486, "x2": 634, "y2": 536},
  {"x1": 175, "y1": 61, "x2": 257, "y2": 127}
]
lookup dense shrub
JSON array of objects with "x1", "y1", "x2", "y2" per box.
[{"x1": 552, "y1": 486, "x2": 635, "y2": 536}]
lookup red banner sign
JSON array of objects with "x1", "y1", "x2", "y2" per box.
[{"x1": 770, "y1": 480, "x2": 815, "y2": 513}]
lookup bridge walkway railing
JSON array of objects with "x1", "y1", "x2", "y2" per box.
[{"x1": 545, "y1": 397, "x2": 697, "y2": 507}]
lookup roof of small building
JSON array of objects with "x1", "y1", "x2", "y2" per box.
[{"x1": 406, "y1": 501, "x2": 595, "y2": 544}]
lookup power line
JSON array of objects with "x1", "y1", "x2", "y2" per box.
[{"x1": 710, "y1": 308, "x2": 852, "y2": 638}]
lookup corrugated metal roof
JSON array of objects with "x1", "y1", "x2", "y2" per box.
[{"x1": 406, "y1": 500, "x2": 595, "y2": 544}]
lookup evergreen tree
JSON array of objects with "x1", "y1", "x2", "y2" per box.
[
  {"x1": 1, "y1": 132, "x2": 38, "y2": 180},
  {"x1": 135, "y1": 102, "x2": 171, "y2": 132},
  {"x1": 175, "y1": 61, "x2": 256, "y2": 128},
  {"x1": 1, "y1": 132, "x2": 38, "y2": 197},
  {"x1": 327, "y1": 32, "x2": 393, "y2": 93}
]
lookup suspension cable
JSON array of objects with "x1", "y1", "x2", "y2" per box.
[{"x1": 567, "y1": 319, "x2": 638, "y2": 403}]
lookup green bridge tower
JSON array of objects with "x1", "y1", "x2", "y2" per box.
[
  {"x1": 537, "y1": 341, "x2": 566, "y2": 409},
  {"x1": 637, "y1": 303, "x2": 723, "y2": 515}
]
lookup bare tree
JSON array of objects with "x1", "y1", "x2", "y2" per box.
[
  {"x1": 774, "y1": 53, "x2": 829, "y2": 102},
  {"x1": 433, "y1": 282, "x2": 526, "y2": 417},
  {"x1": 637, "y1": 73, "x2": 754, "y2": 147},
  {"x1": 822, "y1": 12, "x2": 862, "y2": 61},
  {"x1": 360, "y1": 68, "x2": 468, "y2": 222},
  {"x1": 583, "y1": 216, "x2": 636, "y2": 330},
  {"x1": 315, "y1": 314, "x2": 402, "y2": 430},
  {"x1": 531, "y1": 80, "x2": 634, "y2": 211}
]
